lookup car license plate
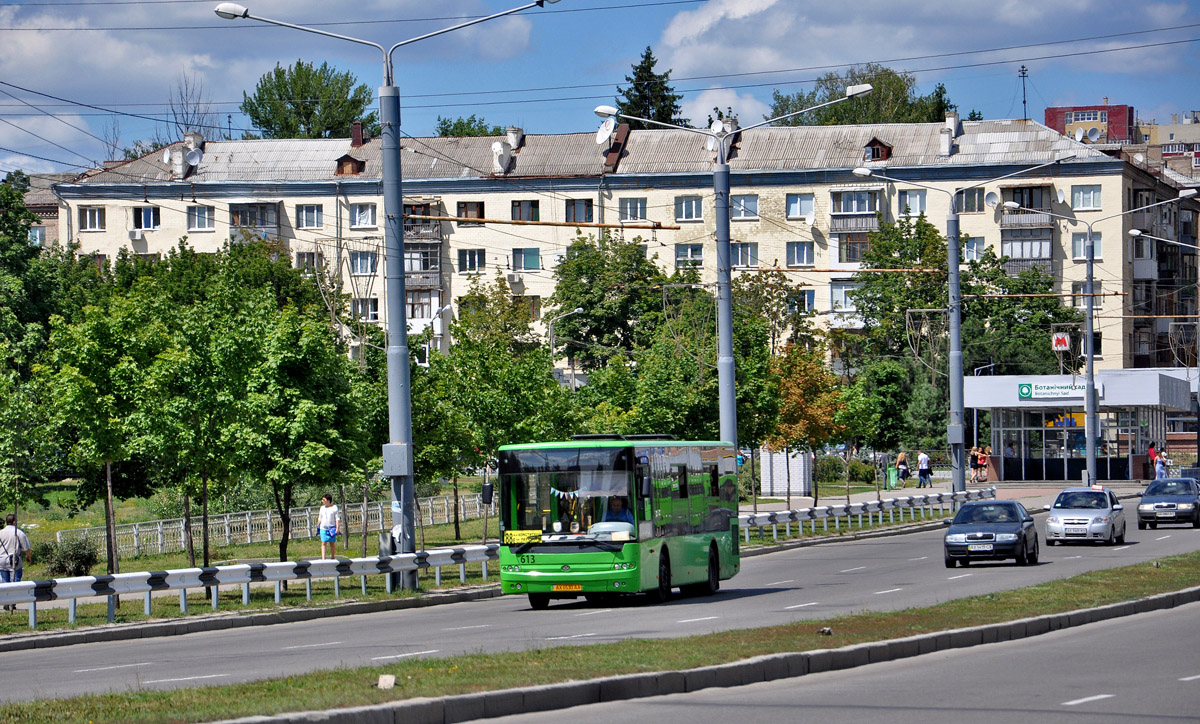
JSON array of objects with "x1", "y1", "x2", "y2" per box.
[
  {"x1": 1157, "y1": 511, "x2": 1175, "y2": 518},
  {"x1": 1066, "y1": 527, "x2": 1087, "y2": 535},
  {"x1": 967, "y1": 543, "x2": 993, "y2": 552},
  {"x1": 552, "y1": 584, "x2": 582, "y2": 592}
]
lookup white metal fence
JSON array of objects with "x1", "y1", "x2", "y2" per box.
[{"x1": 55, "y1": 494, "x2": 491, "y2": 558}]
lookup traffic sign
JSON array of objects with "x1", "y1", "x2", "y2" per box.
[{"x1": 1051, "y1": 331, "x2": 1070, "y2": 352}]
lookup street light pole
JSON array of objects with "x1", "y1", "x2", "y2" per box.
[
  {"x1": 548, "y1": 307, "x2": 584, "y2": 365},
  {"x1": 852, "y1": 156, "x2": 1074, "y2": 491},
  {"x1": 1005, "y1": 187, "x2": 1196, "y2": 485},
  {"x1": 594, "y1": 84, "x2": 873, "y2": 448},
  {"x1": 215, "y1": 0, "x2": 559, "y2": 590}
]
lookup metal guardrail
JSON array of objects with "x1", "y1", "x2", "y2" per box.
[{"x1": 56, "y1": 494, "x2": 490, "y2": 559}]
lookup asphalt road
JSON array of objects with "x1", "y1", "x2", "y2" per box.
[
  {"x1": 5, "y1": 513, "x2": 1200, "y2": 703},
  {"x1": 481, "y1": 600, "x2": 1200, "y2": 724}
]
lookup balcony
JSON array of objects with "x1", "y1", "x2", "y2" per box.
[
  {"x1": 404, "y1": 218, "x2": 443, "y2": 240},
  {"x1": 1000, "y1": 208, "x2": 1053, "y2": 229},
  {"x1": 829, "y1": 214, "x2": 879, "y2": 233},
  {"x1": 1003, "y1": 258, "x2": 1053, "y2": 276},
  {"x1": 405, "y1": 270, "x2": 441, "y2": 289},
  {"x1": 1133, "y1": 258, "x2": 1158, "y2": 280}
]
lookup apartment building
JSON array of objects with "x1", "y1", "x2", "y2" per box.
[{"x1": 53, "y1": 116, "x2": 1199, "y2": 370}]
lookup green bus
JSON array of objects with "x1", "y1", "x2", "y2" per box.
[{"x1": 496, "y1": 435, "x2": 740, "y2": 609}]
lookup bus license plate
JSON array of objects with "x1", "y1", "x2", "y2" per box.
[
  {"x1": 967, "y1": 543, "x2": 993, "y2": 552},
  {"x1": 552, "y1": 584, "x2": 582, "y2": 592}
]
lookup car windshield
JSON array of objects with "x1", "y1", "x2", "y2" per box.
[
  {"x1": 1144, "y1": 480, "x2": 1194, "y2": 496},
  {"x1": 955, "y1": 504, "x2": 1018, "y2": 524},
  {"x1": 1053, "y1": 491, "x2": 1108, "y2": 509}
]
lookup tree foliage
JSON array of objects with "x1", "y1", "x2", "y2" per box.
[
  {"x1": 769, "y1": 64, "x2": 953, "y2": 126},
  {"x1": 240, "y1": 60, "x2": 379, "y2": 139},
  {"x1": 615, "y1": 46, "x2": 687, "y2": 129},
  {"x1": 435, "y1": 115, "x2": 503, "y2": 137}
]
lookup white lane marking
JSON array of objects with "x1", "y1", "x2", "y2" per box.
[
  {"x1": 908, "y1": 556, "x2": 928, "y2": 561},
  {"x1": 1156, "y1": 535, "x2": 1172, "y2": 541},
  {"x1": 74, "y1": 663, "x2": 152, "y2": 673},
  {"x1": 766, "y1": 579, "x2": 795, "y2": 586},
  {"x1": 1179, "y1": 674, "x2": 1200, "y2": 682},
  {"x1": 575, "y1": 609, "x2": 612, "y2": 617},
  {"x1": 947, "y1": 574, "x2": 973, "y2": 580},
  {"x1": 785, "y1": 602, "x2": 819, "y2": 610},
  {"x1": 677, "y1": 616, "x2": 719, "y2": 624},
  {"x1": 282, "y1": 641, "x2": 343, "y2": 650},
  {"x1": 546, "y1": 633, "x2": 596, "y2": 641},
  {"x1": 371, "y1": 649, "x2": 439, "y2": 661},
  {"x1": 442, "y1": 625, "x2": 490, "y2": 631},
  {"x1": 839, "y1": 566, "x2": 866, "y2": 573},
  {"x1": 1065, "y1": 555, "x2": 1083, "y2": 560},
  {"x1": 1062, "y1": 694, "x2": 1114, "y2": 706},
  {"x1": 144, "y1": 674, "x2": 229, "y2": 684},
  {"x1": 1113, "y1": 545, "x2": 1132, "y2": 551},
  {"x1": 873, "y1": 588, "x2": 902, "y2": 595}
]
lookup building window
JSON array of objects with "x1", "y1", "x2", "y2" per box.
[
  {"x1": 675, "y1": 243, "x2": 703, "y2": 268},
  {"x1": 565, "y1": 199, "x2": 593, "y2": 223},
  {"x1": 28, "y1": 226, "x2": 45, "y2": 246},
  {"x1": 512, "y1": 200, "x2": 539, "y2": 221},
  {"x1": 230, "y1": 203, "x2": 278, "y2": 229},
  {"x1": 786, "y1": 193, "x2": 814, "y2": 220},
  {"x1": 955, "y1": 188, "x2": 986, "y2": 213},
  {"x1": 832, "y1": 191, "x2": 877, "y2": 214},
  {"x1": 79, "y1": 206, "x2": 105, "y2": 231},
  {"x1": 350, "y1": 203, "x2": 376, "y2": 228},
  {"x1": 731, "y1": 242, "x2": 758, "y2": 267},
  {"x1": 963, "y1": 236, "x2": 986, "y2": 262},
  {"x1": 730, "y1": 194, "x2": 758, "y2": 219},
  {"x1": 1072, "y1": 281, "x2": 1103, "y2": 309},
  {"x1": 406, "y1": 290, "x2": 434, "y2": 319},
  {"x1": 1071, "y1": 185, "x2": 1102, "y2": 211},
  {"x1": 187, "y1": 205, "x2": 214, "y2": 231},
  {"x1": 513, "y1": 295, "x2": 541, "y2": 320},
  {"x1": 349, "y1": 250, "x2": 378, "y2": 276},
  {"x1": 898, "y1": 190, "x2": 927, "y2": 217},
  {"x1": 619, "y1": 197, "x2": 647, "y2": 221},
  {"x1": 133, "y1": 206, "x2": 160, "y2": 230},
  {"x1": 296, "y1": 204, "x2": 323, "y2": 229},
  {"x1": 295, "y1": 252, "x2": 324, "y2": 271},
  {"x1": 458, "y1": 248, "x2": 485, "y2": 272},
  {"x1": 1132, "y1": 233, "x2": 1153, "y2": 260},
  {"x1": 351, "y1": 298, "x2": 379, "y2": 322},
  {"x1": 786, "y1": 240, "x2": 814, "y2": 267},
  {"x1": 789, "y1": 289, "x2": 816, "y2": 312},
  {"x1": 838, "y1": 233, "x2": 870, "y2": 263},
  {"x1": 1001, "y1": 228, "x2": 1052, "y2": 259},
  {"x1": 1071, "y1": 232, "x2": 1102, "y2": 260},
  {"x1": 831, "y1": 281, "x2": 859, "y2": 313},
  {"x1": 675, "y1": 195, "x2": 703, "y2": 222},
  {"x1": 1008, "y1": 187, "x2": 1047, "y2": 210},
  {"x1": 457, "y1": 201, "x2": 485, "y2": 225},
  {"x1": 404, "y1": 243, "x2": 440, "y2": 272},
  {"x1": 513, "y1": 247, "x2": 540, "y2": 271}
]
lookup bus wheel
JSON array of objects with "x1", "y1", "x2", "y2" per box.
[
  {"x1": 528, "y1": 593, "x2": 549, "y2": 610},
  {"x1": 649, "y1": 549, "x2": 671, "y2": 604},
  {"x1": 684, "y1": 547, "x2": 720, "y2": 597}
]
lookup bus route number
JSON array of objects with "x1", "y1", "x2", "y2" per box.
[{"x1": 518, "y1": 554, "x2": 536, "y2": 564}]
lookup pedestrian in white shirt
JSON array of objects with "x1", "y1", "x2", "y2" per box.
[
  {"x1": 317, "y1": 494, "x2": 339, "y2": 560},
  {"x1": 917, "y1": 451, "x2": 932, "y2": 488}
]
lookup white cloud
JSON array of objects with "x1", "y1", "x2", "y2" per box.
[{"x1": 681, "y1": 88, "x2": 770, "y2": 129}]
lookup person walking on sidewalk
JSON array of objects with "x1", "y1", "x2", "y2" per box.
[
  {"x1": 317, "y1": 494, "x2": 339, "y2": 560},
  {"x1": 896, "y1": 451, "x2": 909, "y2": 488},
  {"x1": 0, "y1": 514, "x2": 32, "y2": 611},
  {"x1": 917, "y1": 451, "x2": 932, "y2": 488}
]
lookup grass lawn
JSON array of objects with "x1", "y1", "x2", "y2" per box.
[{"x1": 4, "y1": 550, "x2": 1198, "y2": 723}]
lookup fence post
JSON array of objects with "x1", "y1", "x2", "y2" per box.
[
  {"x1": 481, "y1": 561, "x2": 487, "y2": 581},
  {"x1": 267, "y1": 511, "x2": 274, "y2": 543},
  {"x1": 157, "y1": 521, "x2": 164, "y2": 554},
  {"x1": 435, "y1": 565, "x2": 441, "y2": 587},
  {"x1": 743, "y1": 525, "x2": 749, "y2": 544},
  {"x1": 224, "y1": 514, "x2": 232, "y2": 546},
  {"x1": 211, "y1": 585, "x2": 218, "y2": 611},
  {"x1": 275, "y1": 581, "x2": 282, "y2": 604},
  {"x1": 28, "y1": 603, "x2": 36, "y2": 630},
  {"x1": 305, "y1": 578, "x2": 312, "y2": 602},
  {"x1": 246, "y1": 513, "x2": 253, "y2": 544},
  {"x1": 305, "y1": 508, "x2": 312, "y2": 539},
  {"x1": 180, "y1": 588, "x2": 188, "y2": 613},
  {"x1": 133, "y1": 522, "x2": 142, "y2": 557},
  {"x1": 69, "y1": 598, "x2": 76, "y2": 625},
  {"x1": 772, "y1": 524, "x2": 777, "y2": 542},
  {"x1": 107, "y1": 595, "x2": 115, "y2": 623},
  {"x1": 243, "y1": 582, "x2": 250, "y2": 606},
  {"x1": 144, "y1": 591, "x2": 151, "y2": 616},
  {"x1": 459, "y1": 563, "x2": 466, "y2": 584},
  {"x1": 361, "y1": 575, "x2": 367, "y2": 595},
  {"x1": 834, "y1": 515, "x2": 840, "y2": 531},
  {"x1": 334, "y1": 576, "x2": 340, "y2": 599}
]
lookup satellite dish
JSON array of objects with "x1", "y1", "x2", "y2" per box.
[
  {"x1": 1056, "y1": 188, "x2": 1066, "y2": 205},
  {"x1": 185, "y1": 148, "x2": 203, "y2": 166},
  {"x1": 984, "y1": 192, "x2": 1000, "y2": 208},
  {"x1": 706, "y1": 136, "x2": 716, "y2": 152},
  {"x1": 491, "y1": 141, "x2": 504, "y2": 155},
  {"x1": 594, "y1": 117, "x2": 615, "y2": 145},
  {"x1": 1134, "y1": 153, "x2": 1146, "y2": 163},
  {"x1": 1074, "y1": 127, "x2": 1084, "y2": 142},
  {"x1": 161, "y1": 148, "x2": 171, "y2": 164},
  {"x1": 1087, "y1": 127, "x2": 1100, "y2": 143},
  {"x1": 710, "y1": 119, "x2": 724, "y2": 135}
]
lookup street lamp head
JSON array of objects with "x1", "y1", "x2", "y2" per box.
[
  {"x1": 1180, "y1": 188, "x2": 1198, "y2": 199},
  {"x1": 214, "y1": 2, "x2": 248, "y2": 19},
  {"x1": 536, "y1": 0, "x2": 562, "y2": 5},
  {"x1": 1128, "y1": 229, "x2": 1143, "y2": 237},
  {"x1": 594, "y1": 105, "x2": 618, "y2": 119},
  {"x1": 845, "y1": 83, "x2": 874, "y2": 98},
  {"x1": 1055, "y1": 153, "x2": 1077, "y2": 163},
  {"x1": 572, "y1": 307, "x2": 584, "y2": 314},
  {"x1": 1002, "y1": 201, "x2": 1021, "y2": 210},
  {"x1": 851, "y1": 167, "x2": 873, "y2": 178}
]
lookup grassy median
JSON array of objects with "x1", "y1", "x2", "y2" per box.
[{"x1": 4, "y1": 550, "x2": 1199, "y2": 723}]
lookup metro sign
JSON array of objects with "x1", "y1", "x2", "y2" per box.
[{"x1": 1051, "y1": 332, "x2": 1071, "y2": 352}]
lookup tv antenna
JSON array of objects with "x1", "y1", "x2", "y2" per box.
[{"x1": 1019, "y1": 65, "x2": 1029, "y2": 122}]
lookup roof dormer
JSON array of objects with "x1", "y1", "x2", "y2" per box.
[
  {"x1": 336, "y1": 155, "x2": 366, "y2": 175},
  {"x1": 864, "y1": 138, "x2": 893, "y2": 161}
]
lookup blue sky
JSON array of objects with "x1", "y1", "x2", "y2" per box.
[{"x1": 2, "y1": 0, "x2": 1199, "y2": 176}]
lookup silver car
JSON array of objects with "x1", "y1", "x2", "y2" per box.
[{"x1": 1043, "y1": 486, "x2": 1127, "y2": 545}]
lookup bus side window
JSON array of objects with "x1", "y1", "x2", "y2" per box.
[
  {"x1": 707, "y1": 466, "x2": 719, "y2": 498},
  {"x1": 676, "y1": 464, "x2": 689, "y2": 498}
]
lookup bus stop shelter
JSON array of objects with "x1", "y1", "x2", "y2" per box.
[{"x1": 965, "y1": 370, "x2": 1192, "y2": 482}]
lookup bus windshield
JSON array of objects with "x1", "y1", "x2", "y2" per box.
[{"x1": 499, "y1": 446, "x2": 634, "y2": 536}]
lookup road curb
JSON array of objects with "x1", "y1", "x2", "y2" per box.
[{"x1": 211, "y1": 583, "x2": 1200, "y2": 724}]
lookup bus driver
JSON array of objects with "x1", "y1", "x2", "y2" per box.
[{"x1": 603, "y1": 496, "x2": 635, "y2": 525}]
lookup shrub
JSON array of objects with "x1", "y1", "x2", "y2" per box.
[
  {"x1": 41, "y1": 537, "x2": 101, "y2": 577},
  {"x1": 815, "y1": 456, "x2": 876, "y2": 484}
]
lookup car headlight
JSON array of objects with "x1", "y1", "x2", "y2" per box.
[
  {"x1": 945, "y1": 533, "x2": 966, "y2": 544},
  {"x1": 995, "y1": 533, "x2": 1019, "y2": 542},
  {"x1": 1178, "y1": 503, "x2": 1195, "y2": 511},
  {"x1": 1139, "y1": 504, "x2": 1154, "y2": 511},
  {"x1": 1092, "y1": 516, "x2": 1111, "y2": 524},
  {"x1": 1047, "y1": 516, "x2": 1060, "y2": 524}
]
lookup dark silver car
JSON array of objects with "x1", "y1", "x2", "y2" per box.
[
  {"x1": 1137, "y1": 478, "x2": 1200, "y2": 529},
  {"x1": 1044, "y1": 486, "x2": 1126, "y2": 545},
  {"x1": 944, "y1": 500, "x2": 1039, "y2": 568}
]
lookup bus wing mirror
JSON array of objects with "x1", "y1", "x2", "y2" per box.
[
  {"x1": 641, "y1": 476, "x2": 652, "y2": 498},
  {"x1": 481, "y1": 482, "x2": 494, "y2": 506}
]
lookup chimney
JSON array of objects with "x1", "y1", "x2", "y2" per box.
[
  {"x1": 506, "y1": 126, "x2": 524, "y2": 150},
  {"x1": 184, "y1": 131, "x2": 204, "y2": 151},
  {"x1": 351, "y1": 120, "x2": 363, "y2": 148},
  {"x1": 939, "y1": 127, "x2": 953, "y2": 157},
  {"x1": 170, "y1": 147, "x2": 186, "y2": 179},
  {"x1": 1103, "y1": 96, "x2": 1108, "y2": 106},
  {"x1": 945, "y1": 110, "x2": 960, "y2": 138},
  {"x1": 1171, "y1": 114, "x2": 1180, "y2": 125},
  {"x1": 492, "y1": 140, "x2": 513, "y2": 174}
]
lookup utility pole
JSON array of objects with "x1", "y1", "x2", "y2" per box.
[{"x1": 1019, "y1": 66, "x2": 1029, "y2": 122}]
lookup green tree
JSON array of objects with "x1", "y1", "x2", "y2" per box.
[
  {"x1": 768, "y1": 342, "x2": 845, "y2": 507},
  {"x1": 2, "y1": 170, "x2": 29, "y2": 193},
  {"x1": 769, "y1": 64, "x2": 953, "y2": 126},
  {"x1": 0, "y1": 181, "x2": 45, "y2": 373},
  {"x1": 240, "y1": 60, "x2": 379, "y2": 139},
  {"x1": 435, "y1": 115, "x2": 503, "y2": 137},
  {"x1": 616, "y1": 46, "x2": 687, "y2": 129},
  {"x1": 732, "y1": 270, "x2": 817, "y2": 355}
]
